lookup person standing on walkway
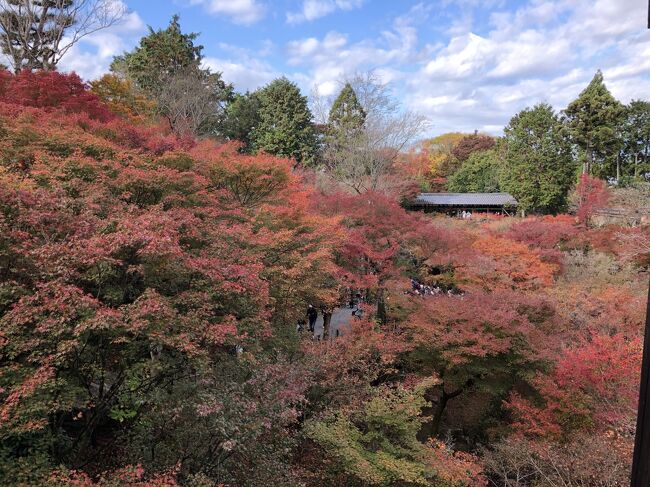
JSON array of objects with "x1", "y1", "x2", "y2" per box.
[{"x1": 307, "y1": 304, "x2": 318, "y2": 333}]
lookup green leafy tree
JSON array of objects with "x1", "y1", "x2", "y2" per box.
[
  {"x1": 112, "y1": 15, "x2": 202, "y2": 95},
  {"x1": 111, "y1": 15, "x2": 232, "y2": 136},
  {"x1": 447, "y1": 148, "x2": 502, "y2": 193},
  {"x1": 305, "y1": 381, "x2": 484, "y2": 486},
  {"x1": 220, "y1": 91, "x2": 261, "y2": 151},
  {"x1": 622, "y1": 99, "x2": 650, "y2": 178},
  {"x1": 564, "y1": 70, "x2": 625, "y2": 175},
  {"x1": 251, "y1": 77, "x2": 318, "y2": 165},
  {"x1": 501, "y1": 103, "x2": 576, "y2": 214}
]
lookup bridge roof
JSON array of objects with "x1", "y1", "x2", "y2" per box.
[{"x1": 413, "y1": 192, "x2": 519, "y2": 207}]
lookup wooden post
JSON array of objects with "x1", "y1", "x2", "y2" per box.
[{"x1": 631, "y1": 277, "x2": 650, "y2": 486}]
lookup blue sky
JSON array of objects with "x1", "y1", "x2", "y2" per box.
[{"x1": 59, "y1": 0, "x2": 650, "y2": 135}]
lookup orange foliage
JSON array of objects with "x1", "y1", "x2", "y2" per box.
[{"x1": 466, "y1": 236, "x2": 558, "y2": 290}]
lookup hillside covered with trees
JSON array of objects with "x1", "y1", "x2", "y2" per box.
[{"x1": 0, "y1": 5, "x2": 648, "y2": 487}]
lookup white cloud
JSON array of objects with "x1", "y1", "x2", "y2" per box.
[
  {"x1": 203, "y1": 54, "x2": 278, "y2": 91},
  {"x1": 190, "y1": 0, "x2": 265, "y2": 25},
  {"x1": 424, "y1": 33, "x2": 491, "y2": 80},
  {"x1": 405, "y1": 0, "x2": 650, "y2": 135},
  {"x1": 286, "y1": 0, "x2": 364, "y2": 24},
  {"x1": 57, "y1": 8, "x2": 146, "y2": 81},
  {"x1": 284, "y1": 4, "x2": 430, "y2": 97}
]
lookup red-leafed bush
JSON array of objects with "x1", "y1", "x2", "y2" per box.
[
  {"x1": 0, "y1": 98, "x2": 342, "y2": 485},
  {"x1": 575, "y1": 173, "x2": 609, "y2": 223},
  {"x1": 0, "y1": 69, "x2": 112, "y2": 121},
  {"x1": 505, "y1": 215, "x2": 579, "y2": 250},
  {"x1": 508, "y1": 332, "x2": 640, "y2": 438}
]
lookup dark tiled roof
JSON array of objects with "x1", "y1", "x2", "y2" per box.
[{"x1": 413, "y1": 192, "x2": 519, "y2": 207}]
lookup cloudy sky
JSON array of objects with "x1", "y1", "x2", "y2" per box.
[{"x1": 59, "y1": 0, "x2": 650, "y2": 135}]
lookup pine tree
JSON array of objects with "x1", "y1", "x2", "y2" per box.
[
  {"x1": 564, "y1": 70, "x2": 625, "y2": 174},
  {"x1": 0, "y1": 0, "x2": 123, "y2": 72},
  {"x1": 502, "y1": 103, "x2": 576, "y2": 214},
  {"x1": 111, "y1": 15, "x2": 204, "y2": 95},
  {"x1": 251, "y1": 77, "x2": 318, "y2": 166}
]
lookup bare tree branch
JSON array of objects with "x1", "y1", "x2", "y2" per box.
[
  {"x1": 318, "y1": 71, "x2": 427, "y2": 193},
  {"x1": 0, "y1": 0, "x2": 125, "y2": 72}
]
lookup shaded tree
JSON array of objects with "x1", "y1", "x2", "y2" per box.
[
  {"x1": 90, "y1": 73, "x2": 156, "y2": 122},
  {"x1": 622, "y1": 99, "x2": 650, "y2": 178},
  {"x1": 501, "y1": 103, "x2": 576, "y2": 214},
  {"x1": 574, "y1": 173, "x2": 609, "y2": 224},
  {"x1": 305, "y1": 381, "x2": 485, "y2": 486},
  {"x1": 220, "y1": 91, "x2": 260, "y2": 151},
  {"x1": 422, "y1": 132, "x2": 466, "y2": 180},
  {"x1": 451, "y1": 132, "x2": 495, "y2": 163},
  {"x1": 156, "y1": 67, "x2": 232, "y2": 136},
  {"x1": 0, "y1": 68, "x2": 110, "y2": 119},
  {"x1": 326, "y1": 82, "x2": 365, "y2": 142},
  {"x1": 112, "y1": 15, "x2": 200, "y2": 95},
  {"x1": 446, "y1": 148, "x2": 502, "y2": 193},
  {"x1": 405, "y1": 291, "x2": 551, "y2": 439}
]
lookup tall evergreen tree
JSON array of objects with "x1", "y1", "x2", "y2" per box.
[
  {"x1": 564, "y1": 70, "x2": 625, "y2": 174},
  {"x1": 327, "y1": 82, "x2": 366, "y2": 142},
  {"x1": 502, "y1": 103, "x2": 576, "y2": 214},
  {"x1": 111, "y1": 15, "x2": 232, "y2": 137},
  {"x1": 111, "y1": 15, "x2": 204, "y2": 95},
  {"x1": 251, "y1": 77, "x2": 318, "y2": 165}
]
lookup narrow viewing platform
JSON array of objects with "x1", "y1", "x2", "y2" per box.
[{"x1": 408, "y1": 192, "x2": 519, "y2": 215}]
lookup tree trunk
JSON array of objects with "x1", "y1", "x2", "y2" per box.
[
  {"x1": 419, "y1": 383, "x2": 465, "y2": 440},
  {"x1": 584, "y1": 146, "x2": 593, "y2": 175},
  {"x1": 323, "y1": 311, "x2": 332, "y2": 339},
  {"x1": 376, "y1": 288, "x2": 387, "y2": 326}
]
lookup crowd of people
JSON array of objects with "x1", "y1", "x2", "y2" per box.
[{"x1": 409, "y1": 278, "x2": 463, "y2": 298}]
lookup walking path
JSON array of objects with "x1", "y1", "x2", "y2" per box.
[{"x1": 312, "y1": 307, "x2": 355, "y2": 340}]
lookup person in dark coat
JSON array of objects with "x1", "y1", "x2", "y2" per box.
[{"x1": 307, "y1": 304, "x2": 318, "y2": 332}]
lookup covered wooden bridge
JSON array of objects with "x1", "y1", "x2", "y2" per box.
[{"x1": 408, "y1": 192, "x2": 519, "y2": 216}]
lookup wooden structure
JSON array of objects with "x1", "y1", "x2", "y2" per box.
[
  {"x1": 408, "y1": 192, "x2": 519, "y2": 216},
  {"x1": 632, "y1": 278, "x2": 650, "y2": 487},
  {"x1": 631, "y1": 7, "x2": 650, "y2": 486}
]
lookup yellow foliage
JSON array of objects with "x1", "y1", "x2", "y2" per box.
[{"x1": 90, "y1": 74, "x2": 156, "y2": 123}]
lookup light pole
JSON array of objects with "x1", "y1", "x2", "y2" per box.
[{"x1": 631, "y1": 278, "x2": 650, "y2": 486}]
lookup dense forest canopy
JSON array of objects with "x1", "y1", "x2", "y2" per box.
[{"x1": 0, "y1": 8, "x2": 648, "y2": 487}]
